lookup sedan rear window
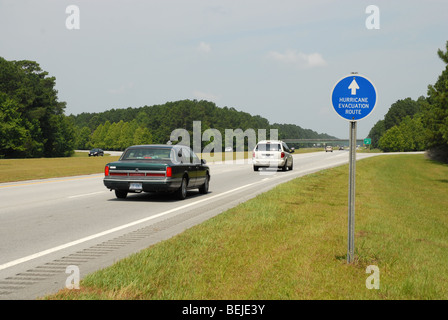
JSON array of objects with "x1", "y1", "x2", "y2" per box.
[
  {"x1": 121, "y1": 148, "x2": 173, "y2": 160},
  {"x1": 255, "y1": 144, "x2": 281, "y2": 151}
]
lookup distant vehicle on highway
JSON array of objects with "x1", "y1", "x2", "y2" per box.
[
  {"x1": 339, "y1": 146, "x2": 344, "y2": 150},
  {"x1": 224, "y1": 147, "x2": 233, "y2": 152},
  {"x1": 89, "y1": 148, "x2": 104, "y2": 157},
  {"x1": 104, "y1": 144, "x2": 210, "y2": 200},
  {"x1": 252, "y1": 140, "x2": 294, "y2": 171},
  {"x1": 325, "y1": 146, "x2": 333, "y2": 152}
]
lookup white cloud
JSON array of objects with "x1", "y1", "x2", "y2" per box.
[
  {"x1": 193, "y1": 90, "x2": 220, "y2": 102},
  {"x1": 197, "y1": 41, "x2": 211, "y2": 54},
  {"x1": 267, "y1": 50, "x2": 327, "y2": 68}
]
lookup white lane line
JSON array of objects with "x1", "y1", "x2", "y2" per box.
[
  {"x1": 68, "y1": 191, "x2": 107, "y2": 199},
  {"x1": 0, "y1": 180, "x2": 260, "y2": 271}
]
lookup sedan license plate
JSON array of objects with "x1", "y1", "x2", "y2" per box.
[{"x1": 129, "y1": 183, "x2": 142, "y2": 191}]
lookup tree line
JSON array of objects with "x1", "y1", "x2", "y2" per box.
[
  {"x1": 71, "y1": 99, "x2": 337, "y2": 151},
  {"x1": 367, "y1": 41, "x2": 448, "y2": 162}
]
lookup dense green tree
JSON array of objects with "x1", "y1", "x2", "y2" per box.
[
  {"x1": 378, "y1": 115, "x2": 426, "y2": 152},
  {"x1": 384, "y1": 97, "x2": 423, "y2": 131},
  {"x1": 0, "y1": 57, "x2": 74, "y2": 158},
  {"x1": 0, "y1": 93, "x2": 30, "y2": 157},
  {"x1": 378, "y1": 126, "x2": 406, "y2": 152},
  {"x1": 367, "y1": 119, "x2": 386, "y2": 149},
  {"x1": 52, "y1": 115, "x2": 76, "y2": 157},
  {"x1": 401, "y1": 115, "x2": 427, "y2": 151},
  {"x1": 90, "y1": 122, "x2": 109, "y2": 150},
  {"x1": 78, "y1": 126, "x2": 91, "y2": 150},
  {"x1": 422, "y1": 41, "x2": 448, "y2": 162},
  {"x1": 118, "y1": 121, "x2": 134, "y2": 150},
  {"x1": 86, "y1": 119, "x2": 154, "y2": 151},
  {"x1": 367, "y1": 96, "x2": 425, "y2": 150},
  {"x1": 133, "y1": 126, "x2": 153, "y2": 145}
]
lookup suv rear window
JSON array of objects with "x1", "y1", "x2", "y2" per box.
[{"x1": 255, "y1": 143, "x2": 281, "y2": 151}]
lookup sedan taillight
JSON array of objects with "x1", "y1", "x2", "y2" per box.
[
  {"x1": 105, "y1": 165, "x2": 110, "y2": 176},
  {"x1": 166, "y1": 167, "x2": 172, "y2": 177}
]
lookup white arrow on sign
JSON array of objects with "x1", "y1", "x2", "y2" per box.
[{"x1": 348, "y1": 78, "x2": 359, "y2": 95}]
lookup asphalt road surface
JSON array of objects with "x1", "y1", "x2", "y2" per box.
[{"x1": 0, "y1": 150, "x2": 395, "y2": 299}]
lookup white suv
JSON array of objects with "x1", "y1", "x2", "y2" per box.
[{"x1": 252, "y1": 140, "x2": 294, "y2": 171}]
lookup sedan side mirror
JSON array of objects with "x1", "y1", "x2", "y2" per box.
[{"x1": 201, "y1": 159, "x2": 207, "y2": 165}]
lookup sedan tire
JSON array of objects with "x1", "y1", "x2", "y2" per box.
[
  {"x1": 115, "y1": 189, "x2": 128, "y2": 199},
  {"x1": 199, "y1": 174, "x2": 209, "y2": 194},
  {"x1": 175, "y1": 176, "x2": 188, "y2": 200}
]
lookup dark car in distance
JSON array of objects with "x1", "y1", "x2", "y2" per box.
[
  {"x1": 89, "y1": 148, "x2": 104, "y2": 157},
  {"x1": 103, "y1": 144, "x2": 210, "y2": 200}
]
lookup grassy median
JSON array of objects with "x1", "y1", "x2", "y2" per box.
[
  {"x1": 46, "y1": 154, "x2": 448, "y2": 300},
  {"x1": 0, "y1": 153, "x2": 120, "y2": 183}
]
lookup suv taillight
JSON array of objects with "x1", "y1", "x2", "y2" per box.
[
  {"x1": 105, "y1": 165, "x2": 110, "y2": 176},
  {"x1": 252, "y1": 151, "x2": 255, "y2": 158},
  {"x1": 281, "y1": 152, "x2": 285, "y2": 158}
]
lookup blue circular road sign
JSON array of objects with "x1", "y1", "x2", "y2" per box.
[{"x1": 331, "y1": 74, "x2": 377, "y2": 121}]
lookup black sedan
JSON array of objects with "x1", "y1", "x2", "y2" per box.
[
  {"x1": 103, "y1": 144, "x2": 210, "y2": 200},
  {"x1": 89, "y1": 148, "x2": 104, "y2": 157}
]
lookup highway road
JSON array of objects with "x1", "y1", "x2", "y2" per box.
[{"x1": 0, "y1": 150, "x2": 388, "y2": 299}]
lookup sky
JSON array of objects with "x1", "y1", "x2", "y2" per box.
[{"x1": 1, "y1": 0, "x2": 447, "y2": 139}]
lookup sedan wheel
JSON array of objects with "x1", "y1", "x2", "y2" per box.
[
  {"x1": 176, "y1": 176, "x2": 188, "y2": 200},
  {"x1": 115, "y1": 189, "x2": 128, "y2": 199},
  {"x1": 199, "y1": 174, "x2": 209, "y2": 194}
]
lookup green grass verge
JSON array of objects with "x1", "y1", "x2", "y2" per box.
[
  {"x1": 47, "y1": 154, "x2": 448, "y2": 300},
  {"x1": 357, "y1": 148, "x2": 382, "y2": 153},
  {"x1": 0, "y1": 153, "x2": 120, "y2": 183}
]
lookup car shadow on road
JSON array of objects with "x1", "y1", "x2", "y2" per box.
[{"x1": 106, "y1": 190, "x2": 211, "y2": 203}]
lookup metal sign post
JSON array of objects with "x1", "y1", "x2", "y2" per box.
[
  {"x1": 347, "y1": 121, "x2": 356, "y2": 263},
  {"x1": 331, "y1": 73, "x2": 377, "y2": 264}
]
